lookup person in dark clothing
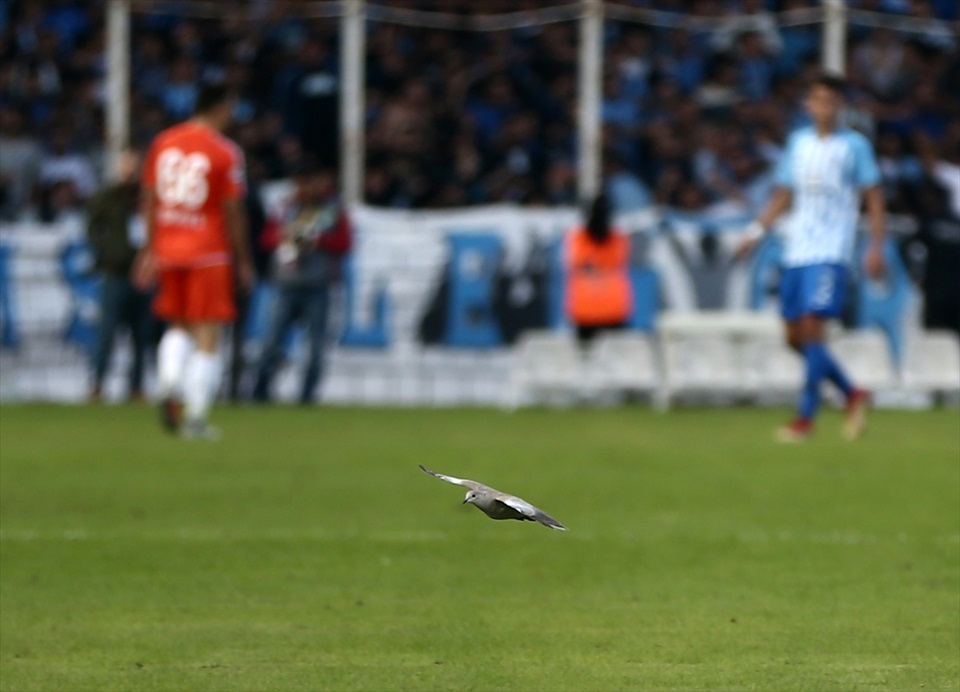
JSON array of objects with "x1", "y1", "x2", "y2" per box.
[
  {"x1": 253, "y1": 162, "x2": 352, "y2": 404},
  {"x1": 272, "y1": 39, "x2": 340, "y2": 168},
  {"x1": 85, "y1": 148, "x2": 153, "y2": 402},
  {"x1": 911, "y1": 182, "x2": 960, "y2": 336},
  {"x1": 227, "y1": 173, "x2": 269, "y2": 402}
]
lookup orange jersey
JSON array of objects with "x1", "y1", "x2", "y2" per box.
[{"x1": 143, "y1": 122, "x2": 245, "y2": 267}]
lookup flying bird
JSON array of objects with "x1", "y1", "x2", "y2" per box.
[{"x1": 418, "y1": 464, "x2": 567, "y2": 530}]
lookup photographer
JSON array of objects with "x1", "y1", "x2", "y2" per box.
[{"x1": 252, "y1": 160, "x2": 352, "y2": 404}]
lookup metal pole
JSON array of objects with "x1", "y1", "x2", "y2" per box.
[
  {"x1": 340, "y1": 0, "x2": 365, "y2": 206},
  {"x1": 577, "y1": 0, "x2": 603, "y2": 202},
  {"x1": 105, "y1": 0, "x2": 130, "y2": 182},
  {"x1": 822, "y1": 0, "x2": 847, "y2": 75}
]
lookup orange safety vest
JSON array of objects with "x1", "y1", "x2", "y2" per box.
[{"x1": 565, "y1": 227, "x2": 633, "y2": 326}]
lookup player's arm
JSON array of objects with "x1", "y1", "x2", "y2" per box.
[
  {"x1": 855, "y1": 133, "x2": 885, "y2": 279},
  {"x1": 224, "y1": 197, "x2": 254, "y2": 290},
  {"x1": 862, "y1": 184, "x2": 886, "y2": 279},
  {"x1": 140, "y1": 185, "x2": 157, "y2": 250},
  {"x1": 734, "y1": 186, "x2": 792, "y2": 259},
  {"x1": 736, "y1": 131, "x2": 797, "y2": 259},
  {"x1": 755, "y1": 186, "x2": 793, "y2": 230},
  {"x1": 131, "y1": 180, "x2": 159, "y2": 289}
]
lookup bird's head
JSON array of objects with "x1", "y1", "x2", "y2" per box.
[{"x1": 463, "y1": 490, "x2": 479, "y2": 505}]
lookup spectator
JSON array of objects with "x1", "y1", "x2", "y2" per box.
[
  {"x1": 159, "y1": 55, "x2": 199, "y2": 120},
  {"x1": 466, "y1": 74, "x2": 519, "y2": 146},
  {"x1": 132, "y1": 32, "x2": 168, "y2": 100},
  {"x1": 85, "y1": 147, "x2": 153, "y2": 402},
  {"x1": 738, "y1": 31, "x2": 775, "y2": 101},
  {"x1": 542, "y1": 160, "x2": 577, "y2": 206},
  {"x1": 37, "y1": 127, "x2": 95, "y2": 221},
  {"x1": 852, "y1": 28, "x2": 906, "y2": 98},
  {"x1": 564, "y1": 194, "x2": 633, "y2": 345},
  {"x1": 253, "y1": 161, "x2": 352, "y2": 404},
  {"x1": 610, "y1": 28, "x2": 653, "y2": 102},
  {"x1": 876, "y1": 130, "x2": 923, "y2": 211},
  {"x1": 40, "y1": 0, "x2": 91, "y2": 52},
  {"x1": 271, "y1": 37, "x2": 339, "y2": 168},
  {"x1": 227, "y1": 159, "x2": 269, "y2": 402},
  {"x1": 908, "y1": 0, "x2": 956, "y2": 52},
  {"x1": 654, "y1": 29, "x2": 705, "y2": 95},
  {"x1": 0, "y1": 106, "x2": 41, "y2": 220},
  {"x1": 695, "y1": 57, "x2": 743, "y2": 112},
  {"x1": 17, "y1": 29, "x2": 64, "y2": 100},
  {"x1": 916, "y1": 129, "x2": 960, "y2": 219},
  {"x1": 604, "y1": 153, "x2": 652, "y2": 213},
  {"x1": 710, "y1": 0, "x2": 783, "y2": 56},
  {"x1": 0, "y1": 0, "x2": 955, "y2": 223},
  {"x1": 908, "y1": 182, "x2": 960, "y2": 336},
  {"x1": 777, "y1": 0, "x2": 819, "y2": 74}
]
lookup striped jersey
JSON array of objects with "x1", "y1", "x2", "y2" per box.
[{"x1": 774, "y1": 125, "x2": 880, "y2": 268}]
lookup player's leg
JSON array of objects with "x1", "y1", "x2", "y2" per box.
[
  {"x1": 119, "y1": 279, "x2": 147, "y2": 401},
  {"x1": 228, "y1": 284, "x2": 251, "y2": 402},
  {"x1": 778, "y1": 314, "x2": 823, "y2": 441},
  {"x1": 156, "y1": 320, "x2": 193, "y2": 429},
  {"x1": 777, "y1": 267, "x2": 815, "y2": 440},
  {"x1": 784, "y1": 320, "x2": 803, "y2": 353},
  {"x1": 252, "y1": 288, "x2": 299, "y2": 402},
  {"x1": 153, "y1": 268, "x2": 193, "y2": 430},
  {"x1": 779, "y1": 266, "x2": 803, "y2": 351},
  {"x1": 795, "y1": 313, "x2": 867, "y2": 439},
  {"x1": 155, "y1": 268, "x2": 192, "y2": 399},
  {"x1": 575, "y1": 325, "x2": 598, "y2": 348},
  {"x1": 804, "y1": 264, "x2": 867, "y2": 438},
  {"x1": 127, "y1": 285, "x2": 153, "y2": 402},
  {"x1": 300, "y1": 285, "x2": 330, "y2": 405},
  {"x1": 181, "y1": 321, "x2": 224, "y2": 439},
  {"x1": 91, "y1": 275, "x2": 123, "y2": 402},
  {"x1": 781, "y1": 264, "x2": 865, "y2": 441},
  {"x1": 797, "y1": 313, "x2": 829, "y2": 420},
  {"x1": 180, "y1": 264, "x2": 236, "y2": 439}
]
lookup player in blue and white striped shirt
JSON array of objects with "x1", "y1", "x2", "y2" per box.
[{"x1": 737, "y1": 73, "x2": 887, "y2": 441}]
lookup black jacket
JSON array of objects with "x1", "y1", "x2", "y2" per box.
[{"x1": 85, "y1": 183, "x2": 140, "y2": 277}]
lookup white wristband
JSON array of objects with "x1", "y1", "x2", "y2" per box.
[{"x1": 743, "y1": 220, "x2": 766, "y2": 243}]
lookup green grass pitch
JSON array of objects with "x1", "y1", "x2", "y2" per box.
[{"x1": 1, "y1": 404, "x2": 958, "y2": 691}]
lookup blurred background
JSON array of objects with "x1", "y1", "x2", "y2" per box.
[{"x1": 0, "y1": 0, "x2": 957, "y2": 406}]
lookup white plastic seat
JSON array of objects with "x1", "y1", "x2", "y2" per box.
[
  {"x1": 503, "y1": 330, "x2": 582, "y2": 408},
  {"x1": 662, "y1": 335, "x2": 741, "y2": 393},
  {"x1": 902, "y1": 330, "x2": 960, "y2": 394},
  {"x1": 741, "y1": 336, "x2": 803, "y2": 394},
  {"x1": 586, "y1": 332, "x2": 659, "y2": 396},
  {"x1": 831, "y1": 330, "x2": 896, "y2": 390}
]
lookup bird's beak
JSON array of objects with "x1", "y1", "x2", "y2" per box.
[{"x1": 462, "y1": 498, "x2": 469, "y2": 504}]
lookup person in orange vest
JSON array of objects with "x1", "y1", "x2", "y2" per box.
[{"x1": 565, "y1": 193, "x2": 633, "y2": 344}]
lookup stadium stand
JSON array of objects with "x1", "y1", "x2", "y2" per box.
[
  {"x1": 0, "y1": 1, "x2": 957, "y2": 407},
  {"x1": 0, "y1": 1, "x2": 957, "y2": 218}
]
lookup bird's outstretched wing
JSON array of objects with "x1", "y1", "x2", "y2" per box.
[
  {"x1": 497, "y1": 494, "x2": 567, "y2": 531},
  {"x1": 418, "y1": 465, "x2": 485, "y2": 491}
]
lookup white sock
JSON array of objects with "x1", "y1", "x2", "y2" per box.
[
  {"x1": 157, "y1": 328, "x2": 193, "y2": 399},
  {"x1": 184, "y1": 351, "x2": 221, "y2": 423}
]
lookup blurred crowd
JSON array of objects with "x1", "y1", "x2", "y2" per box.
[{"x1": 0, "y1": 0, "x2": 957, "y2": 223}]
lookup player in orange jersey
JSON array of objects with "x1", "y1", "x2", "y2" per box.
[{"x1": 135, "y1": 83, "x2": 254, "y2": 439}]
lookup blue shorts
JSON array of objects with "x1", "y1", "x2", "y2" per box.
[{"x1": 779, "y1": 263, "x2": 848, "y2": 322}]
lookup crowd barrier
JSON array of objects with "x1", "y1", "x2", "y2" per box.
[{"x1": 0, "y1": 205, "x2": 919, "y2": 405}]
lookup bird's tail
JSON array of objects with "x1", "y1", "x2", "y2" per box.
[{"x1": 536, "y1": 512, "x2": 567, "y2": 531}]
